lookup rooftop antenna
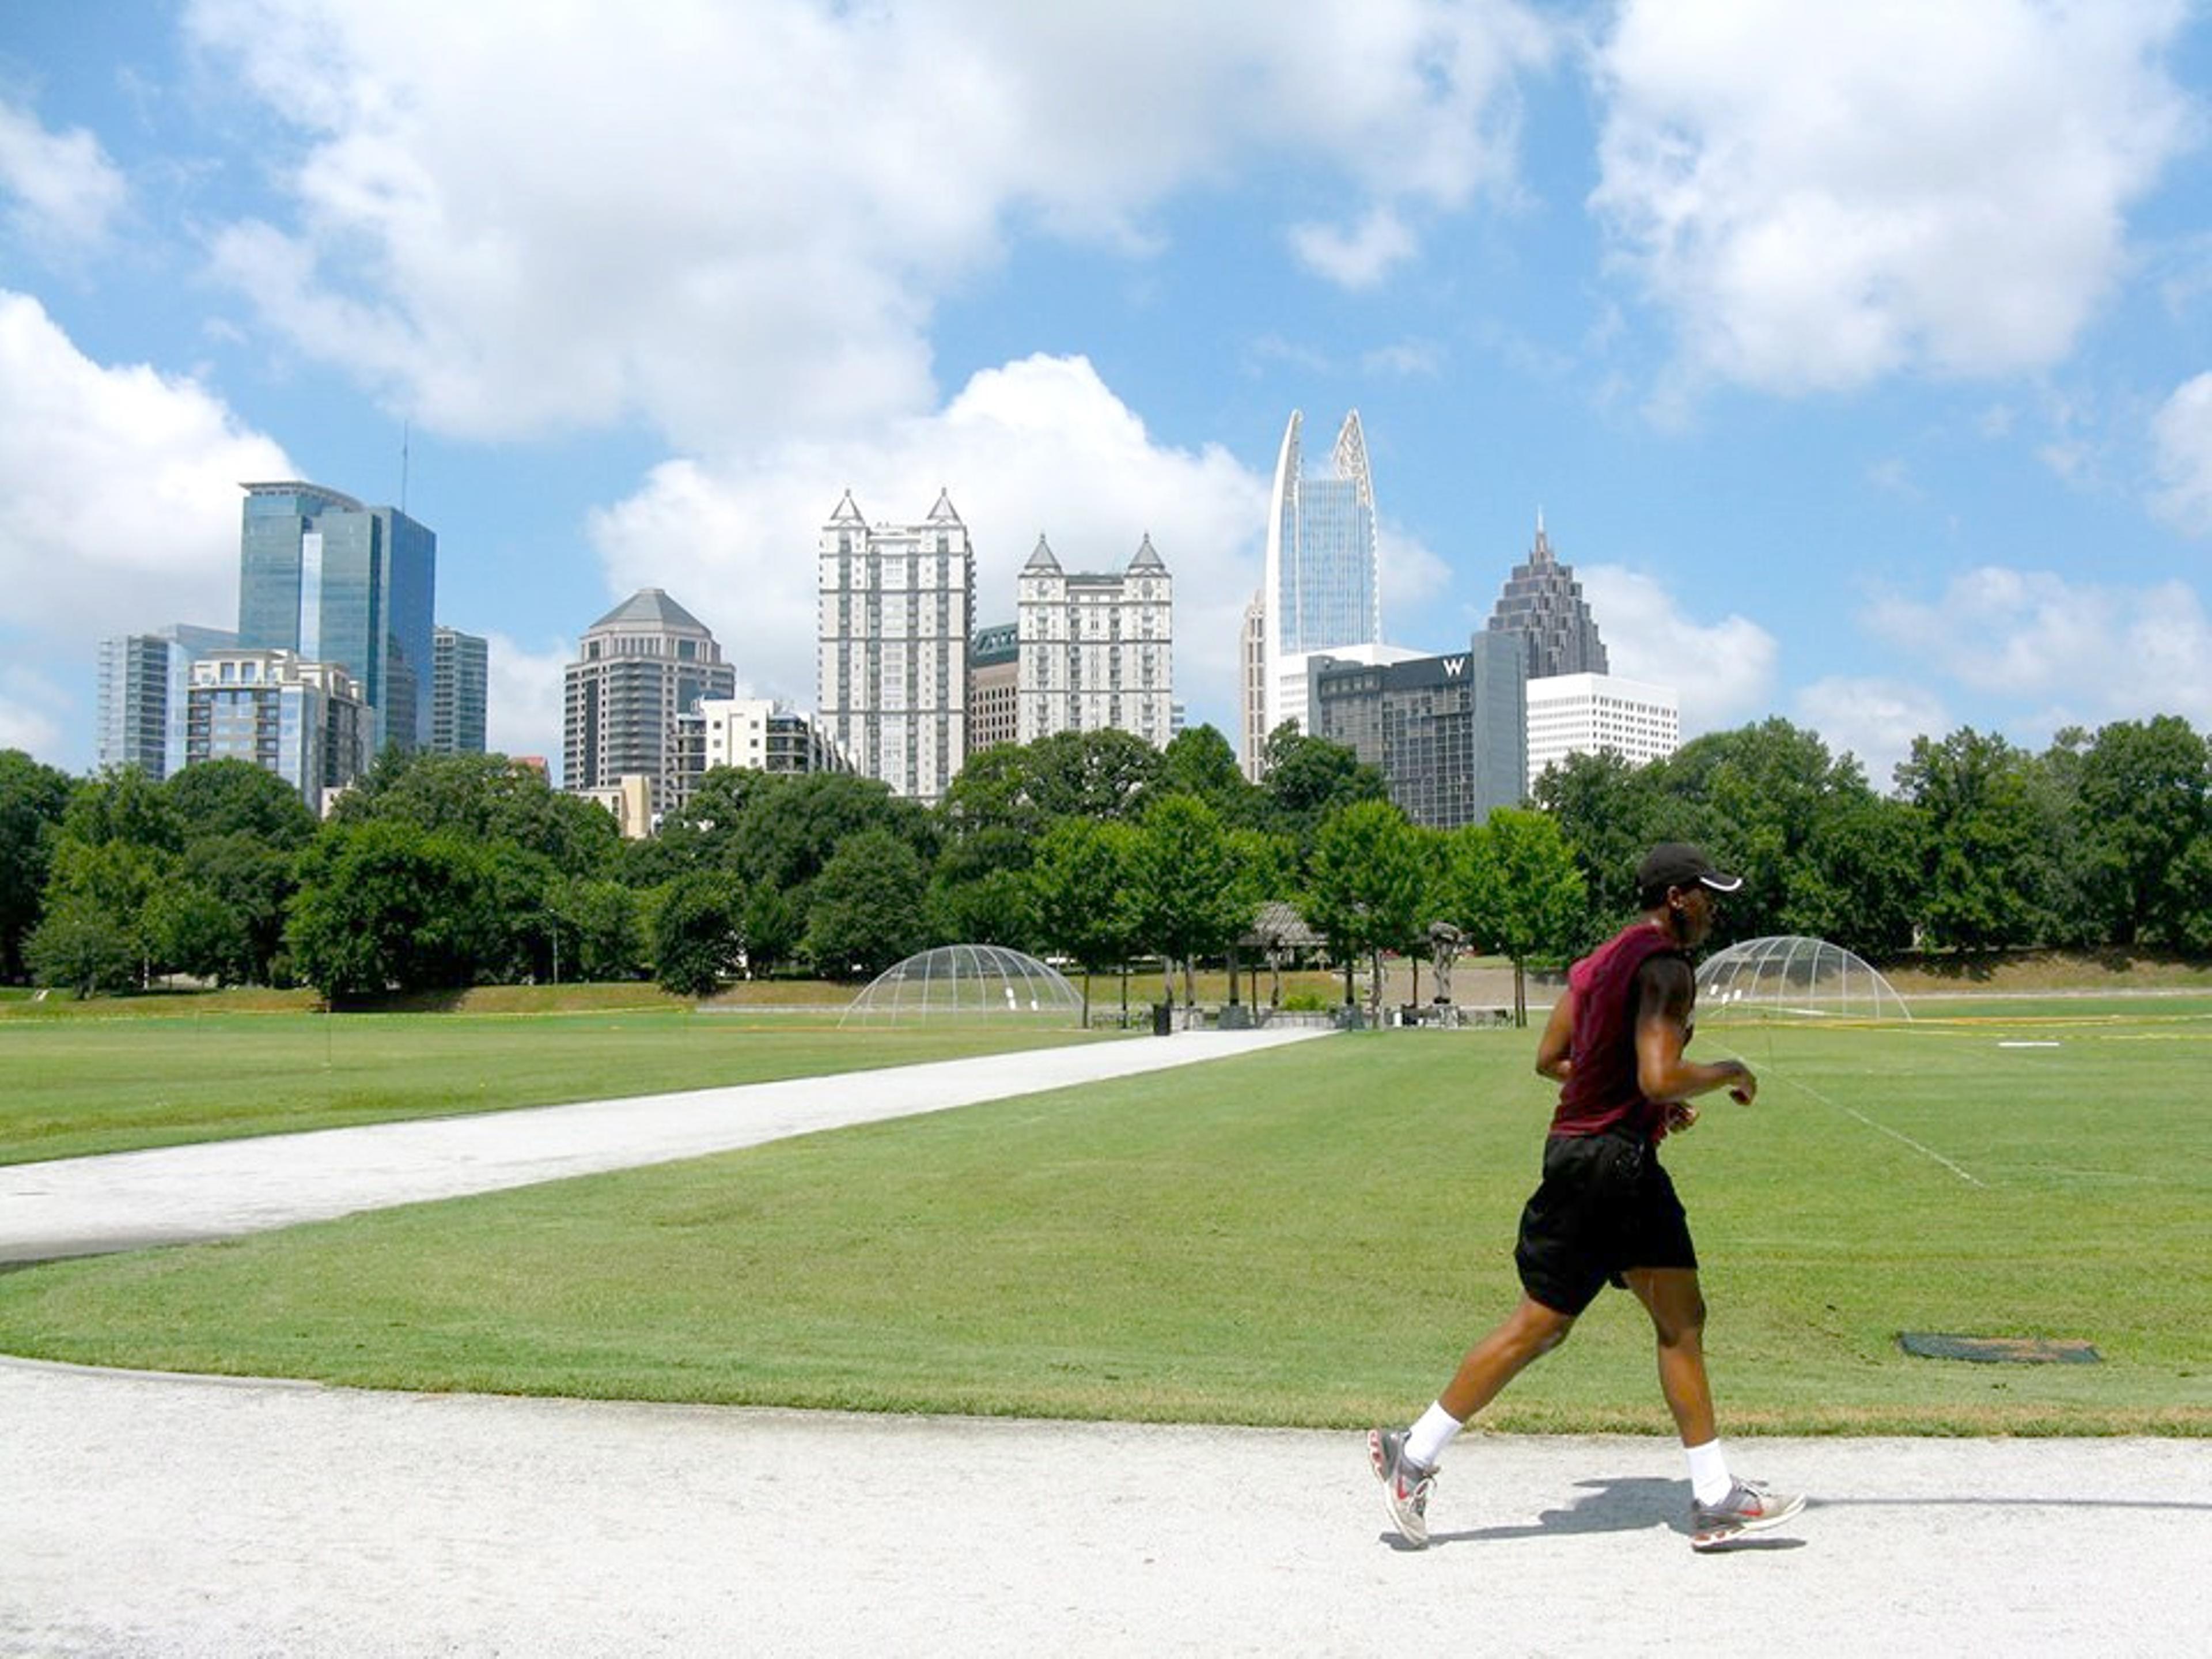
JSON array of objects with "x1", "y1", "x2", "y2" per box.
[{"x1": 399, "y1": 420, "x2": 411, "y2": 516}]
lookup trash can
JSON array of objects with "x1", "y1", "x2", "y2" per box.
[{"x1": 1152, "y1": 1001, "x2": 1173, "y2": 1036}]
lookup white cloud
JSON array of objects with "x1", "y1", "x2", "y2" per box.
[
  {"x1": 1793, "y1": 676, "x2": 1950, "y2": 794},
  {"x1": 1577, "y1": 563, "x2": 1779, "y2": 734},
  {"x1": 0, "y1": 290, "x2": 292, "y2": 657},
  {"x1": 585, "y1": 354, "x2": 1275, "y2": 734},
  {"x1": 1863, "y1": 566, "x2": 2212, "y2": 729},
  {"x1": 0, "y1": 97, "x2": 128, "y2": 253},
  {"x1": 483, "y1": 631, "x2": 570, "y2": 777},
  {"x1": 1590, "y1": 0, "x2": 2196, "y2": 395},
  {"x1": 1361, "y1": 339, "x2": 1446, "y2": 378},
  {"x1": 2151, "y1": 371, "x2": 2212, "y2": 535},
  {"x1": 1291, "y1": 205, "x2": 1419, "y2": 289},
  {"x1": 0, "y1": 666, "x2": 68, "y2": 763},
  {"x1": 185, "y1": 0, "x2": 1550, "y2": 448}
]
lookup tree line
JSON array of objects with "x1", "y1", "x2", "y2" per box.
[{"x1": 2, "y1": 711, "x2": 2207, "y2": 1007}]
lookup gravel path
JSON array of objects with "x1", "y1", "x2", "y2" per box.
[{"x1": 3, "y1": 1027, "x2": 2206, "y2": 1654}]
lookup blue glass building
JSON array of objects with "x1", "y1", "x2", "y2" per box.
[{"x1": 236, "y1": 482, "x2": 437, "y2": 755}]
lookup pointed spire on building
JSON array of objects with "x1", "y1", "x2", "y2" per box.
[
  {"x1": 1023, "y1": 534, "x2": 1061, "y2": 573},
  {"x1": 1531, "y1": 509, "x2": 1553, "y2": 565},
  {"x1": 926, "y1": 487, "x2": 963, "y2": 524},
  {"x1": 828, "y1": 488, "x2": 866, "y2": 524},
  {"x1": 1128, "y1": 532, "x2": 1166, "y2": 571}
]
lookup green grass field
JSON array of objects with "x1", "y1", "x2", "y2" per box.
[
  {"x1": 0, "y1": 998, "x2": 2205, "y2": 1435},
  {"x1": 0, "y1": 1007, "x2": 1126, "y2": 1164}
]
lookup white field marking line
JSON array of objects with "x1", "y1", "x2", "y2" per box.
[{"x1": 1720, "y1": 1052, "x2": 1987, "y2": 1189}]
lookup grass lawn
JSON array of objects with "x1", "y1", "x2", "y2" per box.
[
  {"x1": 0, "y1": 999, "x2": 2205, "y2": 1434},
  {"x1": 0, "y1": 1007, "x2": 1128, "y2": 1165}
]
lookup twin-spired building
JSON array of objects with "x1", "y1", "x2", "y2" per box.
[
  {"x1": 1014, "y1": 533, "x2": 1173, "y2": 748},
  {"x1": 816, "y1": 489, "x2": 974, "y2": 806}
]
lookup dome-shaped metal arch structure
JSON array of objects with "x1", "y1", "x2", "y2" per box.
[
  {"x1": 1696, "y1": 935, "x2": 1911, "y2": 1023},
  {"x1": 839, "y1": 944, "x2": 1086, "y2": 1028}
]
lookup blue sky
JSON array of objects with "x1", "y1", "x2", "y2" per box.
[{"x1": 5, "y1": 0, "x2": 2212, "y2": 790}]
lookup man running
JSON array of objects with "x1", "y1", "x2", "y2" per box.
[{"x1": 1368, "y1": 842, "x2": 1805, "y2": 1551}]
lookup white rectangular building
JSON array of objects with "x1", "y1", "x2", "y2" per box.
[
  {"x1": 1016, "y1": 533, "x2": 1173, "y2": 748},
  {"x1": 817, "y1": 489, "x2": 973, "y2": 805},
  {"x1": 1525, "y1": 672, "x2": 1680, "y2": 793},
  {"x1": 184, "y1": 647, "x2": 368, "y2": 811}
]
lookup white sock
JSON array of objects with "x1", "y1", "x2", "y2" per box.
[
  {"x1": 1405, "y1": 1402, "x2": 1461, "y2": 1469},
  {"x1": 1685, "y1": 1438, "x2": 1733, "y2": 1505}
]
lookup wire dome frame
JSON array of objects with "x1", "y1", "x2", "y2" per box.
[
  {"x1": 1696, "y1": 935, "x2": 1912, "y2": 1023},
  {"x1": 839, "y1": 944, "x2": 1087, "y2": 1028}
]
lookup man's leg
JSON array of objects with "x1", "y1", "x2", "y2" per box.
[
  {"x1": 1622, "y1": 1267, "x2": 1713, "y2": 1446},
  {"x1": 1438, "y1": 1296, "x2": 1579, "y2": 1422},
  {"x1": 1369, "y1": 1296, "x2": 1576, "y2": 1546}
]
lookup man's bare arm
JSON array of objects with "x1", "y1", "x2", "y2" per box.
[
  {"x1": 1633, "y1": 956, "x2": 1756, "y2": 1105},
  {"x1": 1534, "y1": 984, "x2": 1576, "y2": 1082}
]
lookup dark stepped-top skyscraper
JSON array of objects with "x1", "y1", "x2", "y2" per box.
[{"x1": 1484, "y1": 514, "x2": 1608, "y2": 680}]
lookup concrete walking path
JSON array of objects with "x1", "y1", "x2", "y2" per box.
[
  {"x1": 0, "y1": 1027, "x2": 1324, "y2": 1263},
  {"x1": 3, "y1": 1358, "x2": 2206, "y2": 1656}
]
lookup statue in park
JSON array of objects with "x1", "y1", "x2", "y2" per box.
[{"x1": 1427, "y1": 920, "x2": 1465, "y2": 1005}]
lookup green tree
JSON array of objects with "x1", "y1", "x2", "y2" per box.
[
  {"x1": 734, "y1": 772, "x2": 938, "y2": 899},
  {"x1": 2070, "y1": 716, "x2": 2209, "y2": 948},
  {"x1": 1535, "y1": 748, "x2": 1690, "y2": 949},
  {"x1": 0, "y1": 749, "x2": 73, "y2": 982},
  {"x1": 1029, "y1": 816, "x2": 1144, "y2": 1024},
  {"x1": 1257, "y1": 723, "x2": 1387, "y2": 856},
  {"x1": 1446, "y1": 808, "x2": 1585, "y2": 1025},
  {"x1": 1305, "y1": 799, "x2": 1434, "y2": 1020},
  {"x1": 39, "y1": 836, "x2": 176, "y2": 987},
  {"x1": 804, "y1": 828, "x2": 931, "y2": 979},
  {"x1": 180, "y1": 831, "x2": 302, "y2": 984},
  {"x1": 1160, "y1": 724, "x2": 1257, "y2": 823},
  {"x1": 554, "y1": 877, "x2": 647, "y2": 982},
  {"x1": 1896, "y1": 728, "x2": 2065, "y2": 950},
  {"x1": 652, "y1": 871, "x2": 745, "y2": 997},
  {"x1": 164, "y1": 759, "x2": 317, "y2": 850},
  {"x1": 1130, "y1": 793, "x2": 1253, "y2": 1005},
  {"x1": 929, "y1": 866, "x2": 1040, "y2": 952},
  {"x1": 334, "y1": 751, "x2": 621, "y2": 876},
  {"x1": 23, "y1": 895, "x2": 139, "y2": 998},
  {"x1": 287, "y1": 820, "x2": 508, "y2": 999}
]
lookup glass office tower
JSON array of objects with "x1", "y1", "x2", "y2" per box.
[
  {"x1": 237, "y1": 482, "x2": 437, "y2": 756},
  {"x1": 431, "y1": 625, "x2": 489, "y2": 754},
  {"x1": 1255, "y1": 411, "x2": 1383, "y2": 757}
]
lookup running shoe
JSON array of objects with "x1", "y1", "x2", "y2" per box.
[
  {"x1": 1366, "y1": 1427, "x2": 1436, "y2": 1547},
  {"x1": 1689, "y1": 1479, "x2": 1806, "y2": 1550}
]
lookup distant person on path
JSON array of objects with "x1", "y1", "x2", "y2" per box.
[{"x1": 1368, "y1": 842, "x2": 1805, "y2": 1551}]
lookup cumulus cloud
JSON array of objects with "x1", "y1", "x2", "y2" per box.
[
  {"x1": 0, "y1": 96, "x2": 128, "y2": 253},
  {"x1": 0, "y1": 291, "x2": 291, "y2": 663},
  {"x1": 1590, "y1": 0, "x2": 2195, "y2": 395},
  {"x1": 482, "y1": 631, "x2": 571, "y2": 777},
  {"x1": 1863, "y1": 566, "x2": 2212, "y2": 730},
  {"x1": 0, "y1": 665, "x2": 69, "y2": 763},
  {"x1": 185, "y1": 0, "x2": 1550, "y2": 448},
  {"x1": 584, "y1": 354, "x2": 1282, "y2": 733},
  {"x1": 1577, "y1": 564, "x2": 1779, "y2": 734},
  {"x1": 2152, "y1": 371, "x2": 2212, "y2": 535},
  {"x1": 1793, "y1": 676, "x2": 1951, "y2": 794}
]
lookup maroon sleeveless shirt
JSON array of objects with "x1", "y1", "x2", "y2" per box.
[{"x1": 1550, "y1": 921, "x2": 1688, "y2": 1142}]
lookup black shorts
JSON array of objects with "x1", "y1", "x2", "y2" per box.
[{"x1": 1513, "y1": 1130, "x2": 1697, "y2": 1316}]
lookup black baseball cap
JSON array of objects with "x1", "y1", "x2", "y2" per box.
[{"x1": 1636, "y1": 842, "x2": 1744, "y2": 895}]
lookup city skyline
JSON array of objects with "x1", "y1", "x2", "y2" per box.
[{"x1": 6, "y1": 4, "x2": 2212, "y2": 792}]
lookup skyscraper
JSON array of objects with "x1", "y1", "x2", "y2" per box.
[
  {"x1": 1484, "y1": 514, "x2": 1609, "y2": 680},
  {"x1": 431, "y1": 626, "x2": 488, "y2": 755},
  {"x1": 94, "y1": 623, "x2": 237, "y2": 779},
  {"x1": 1525, "y1": 673, "x2": 1680, "y2": 794},
  {"x1": 1307, "y1": 633, "x2": 1527, "y2": 830},
  {"x1": 1256, "y1": 410, "x2": 1385, "y2": 756},
  {"x1": 235, "y1": 482, "x2": 437, "y2": 756},
  {"x1": 1238, "y1": 587, "x2": 1267, "y2": 782},
  {"x1": 183, "y1": 647, "x2": 368, "y2": 810},
  {"x1": 816, "y1": 489, "x2": 973, "y2": 805},
  {"x1": 1015, "y1": 533, "x2": 1173, "y2": 748},
  {"x1": 563, "y1": 588, "x2": 735, "y2": 815}
]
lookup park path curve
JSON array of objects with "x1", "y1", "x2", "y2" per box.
[{"x1": 0, "y1": 1027, "x2": 1324, "y2": 1263}]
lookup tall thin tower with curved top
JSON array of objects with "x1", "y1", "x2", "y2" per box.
[{"x1": 1253, "y1": 410, "x2": 1385, "y2": 760}]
